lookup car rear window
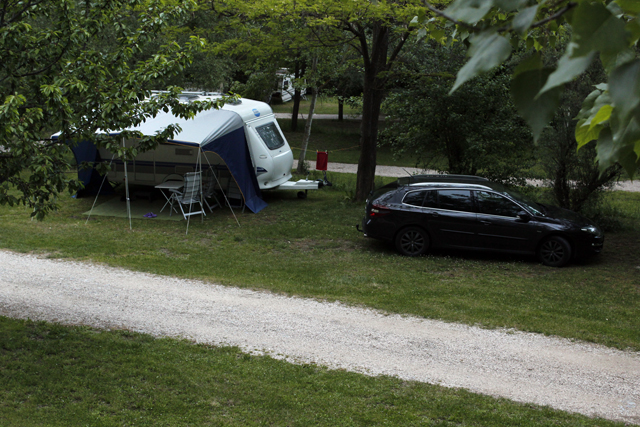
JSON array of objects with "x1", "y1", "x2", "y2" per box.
[{"x1": 403, "y1": 190, "x2": 426, "y2": 206}]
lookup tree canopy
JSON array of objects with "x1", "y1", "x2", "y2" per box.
[
  {"x1": 0, "y1": 0, "x2": 226, "y2": 218},
  {"x1": 416, "y1": 0, "x2": 640, "y2": 177}
]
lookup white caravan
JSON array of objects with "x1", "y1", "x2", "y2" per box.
[
  {"x1": 272, "y1": 69, "x2": 306, "y2": 103},
  {"x1": 98, "y1": 92, "x2": 318, "y2": 194}
]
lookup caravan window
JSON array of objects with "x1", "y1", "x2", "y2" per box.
[{"x1": 256, "y1": 122, "x2": 285, "y2": 150}]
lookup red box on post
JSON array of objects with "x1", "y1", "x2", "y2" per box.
[{"x1": 316, "y1": 151, "x2": 328, "y2": 171}]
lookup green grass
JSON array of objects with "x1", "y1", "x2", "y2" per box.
[
  {"x1": 280, "y1": 119, "x2": 417, "y2": 167},
  {"x1": 270, "y1": 96, "x2": 361, "y2": 115},
  {"x1": 1, "y1": 174, "x2": 639, "y2": 352},
  {"x1": 0, "y1": 317, "x2": 624, "y2": 426}
]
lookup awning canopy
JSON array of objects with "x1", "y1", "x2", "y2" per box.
[{"x1": 68, "y1": 107, "x2": 267, "y2": 213}]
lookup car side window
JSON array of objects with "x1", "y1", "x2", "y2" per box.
[
  {"x1": 437, "y1": 189, "x2": 473, "y2": 212},
  {"x1": 403, "y1": 190, "x2": 426, "y2": 207},
  {"x1": 476, "y1": 191, "x2": 522, "y2": 217},
  {"x1": 423, "y1": 190, "x2": 437, "y2": 208}
]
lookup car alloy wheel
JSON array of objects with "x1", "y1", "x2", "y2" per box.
[
  {"x1": 395, "y1": 227, "x2": 429, "y2": 256},
  {"x1": 538, "y1": 236, "x2": 572, "y2": 267}
]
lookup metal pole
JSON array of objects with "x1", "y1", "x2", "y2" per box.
[{"x1": 123, "y1": 137, "x2": 132, "y2": 230}]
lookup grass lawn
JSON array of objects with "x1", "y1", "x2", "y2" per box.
[
  {"x1": 270, "y1": 96, "x2": 361, "y2": 116},
  {"x1": 0, "y1": 317, "x2": 623, "y2": 426},
  {"x1": 279, "y1": 119, "x2": 417, "y2": 167}
]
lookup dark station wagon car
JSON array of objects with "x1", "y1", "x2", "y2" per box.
[{"x1": 359, "y1": 175, "x2": 604, "y2": 267}]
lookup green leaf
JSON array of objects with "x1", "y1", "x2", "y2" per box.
[
  {"x1": 627, "y1": 17, "x2": 640, "y2": 44},
  {"x1": 512, "y1": 5, "x2": 539, "y2": 35},
  {"x1": 609, "y1": 59, "x2": 640, "y2": 123},
  {"x1": 576, "y1": 118, "x2": 603, "y2": 149},
  {"x1": 526, "y1": 36, "x2": 534, "y2": 49},
  {"x1": 511, "y1": 68, "x2": 563, "y2": 141},
  {"x1": 577, "y1": 90, "x2": 611, "y2": 125},
  {"x1": 537, "y1": 50, "x2": 595, "y2": 97},
  {"x1": 431, "y1": 29, "x2": 445, "y2": 42},
  {"x1": 444, "y1": 0, "x2": 494, "y2": 25},
  {"x1": 450, "y1": 31, "x2": 511, "y2": 92},
  {"x1": 597, "y1": 118, "x2": 639, "y2": 176},
  {"x1": 600, "y1": 47, "x2": 637, "y2": 74},
  {"x1": 571, "y1": 2, "x2": 629, "y2": 56},
  {"x1": 616, "y1": 0, "x2": 640, "y2": 14},
  {"x1": 594, "y1": 127, "x2": 617, "y2": 170},
  {"x1": 590, "y1": 105, "x2": 613, "y2": 129},
  {"x1": 513, "y1": 52, "x2": 542, "y2": 78},
  {"x1": 494, "y1": 0, "x2": 527, "y2": 12}
]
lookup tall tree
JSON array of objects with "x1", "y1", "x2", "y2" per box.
[
  {"x1": 216, "y1": 0, "x2": 430, "y2": 201},
  {"x1": 0, "y1": 0, "x2": 226, "y2": 219},
  {"x1": 312, "y1": 1, "x2": 426, "y2": 200}
]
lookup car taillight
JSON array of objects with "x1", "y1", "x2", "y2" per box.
[{"x1": 370, "y1": 203, "x2": 391, "y2": 217}]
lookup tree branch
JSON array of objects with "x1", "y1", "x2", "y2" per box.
[
  {"x1": 422, "y1": 0, "x2": 578, "y2": 35},
  {"x1": 422, "y1": 0, "x2": 475, "y2": 31}
]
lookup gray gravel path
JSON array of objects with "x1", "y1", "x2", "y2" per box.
[{"x1": 1, "y1": 250, "x2": 639, "y2": 424}]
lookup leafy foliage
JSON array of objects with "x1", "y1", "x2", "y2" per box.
[
  {"x1": 0, "y1": 0, "x2": 228, "y2": 219},
  {"x1": 417, "y1": 0, "x2": 640, "y2": 177},
  {"x1": 537, "y1": 59, "x2": 623, "y2": 215},
  {"x1": 381, "y1": 43, "x2": 534, "y2": 185},
  {"x1": 217, "y1": 0, "x2": 433, "y2": 201}
]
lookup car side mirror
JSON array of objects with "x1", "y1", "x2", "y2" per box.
[{"x1": 517, "y1": 211, "x2": 531, "y2": 222}]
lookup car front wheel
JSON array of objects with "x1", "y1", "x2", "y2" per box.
[
  {"x1": 395, "y1": 227, "x2": 429, "y2": 256},
  {"x1": 538, "y1": 236, "x2": 572, "y2": 267}
]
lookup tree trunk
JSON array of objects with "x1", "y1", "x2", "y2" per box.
[
  {"x1": 338, "y1": 98, "x2": 344, "y2": 121},
  {"x1": 296, "y1": 89, "x2": 318, "y2": 174},
  {"x1": 296, "y1": 57, "x2": 318, "y2": 174},
  {"x1": 291, "y1": 60, "x2": 306, "y2": 131},
  {"x1": 355, "y1": 23, "x2": 388, "y2": 202},
  {"x1": 292, "y1": 88, "x2": 302, "y2": 131}
]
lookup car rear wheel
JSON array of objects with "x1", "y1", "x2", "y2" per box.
[
  {"x1": 395, "y1": 227, "x2": 429, "y2": 256},
  {"x1": 538, "y1": 236, "x2": 572, "y2": 267}
]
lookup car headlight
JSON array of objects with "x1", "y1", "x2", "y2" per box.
[{"x1": 581, "y1": 225, "x2": 600, "y2": 235}]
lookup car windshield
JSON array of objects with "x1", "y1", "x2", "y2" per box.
[{"x1": 505, "y1": 189, "x2": 545, "y2": 216}]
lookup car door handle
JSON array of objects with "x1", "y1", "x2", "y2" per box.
[
  {"x1": 480, "y1": 220, "x2": 491, "y2": 225},
  {"x1": 430, "y1": 212, "x2": 439, "y2": 217}
]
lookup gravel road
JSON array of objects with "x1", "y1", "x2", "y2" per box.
[{"x1": 1, "y1": 250, "x2": 639, "y2": 424}]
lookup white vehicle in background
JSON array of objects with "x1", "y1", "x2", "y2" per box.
[{"x1": 272, "y1": 69, "x2": 306, "y2": 103}]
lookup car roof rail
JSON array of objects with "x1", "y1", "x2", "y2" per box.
[{"x1": 399, "y1": 174, "x2": 490, "y2": 185}]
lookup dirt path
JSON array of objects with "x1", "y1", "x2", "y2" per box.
[{"x1": 1, "y1": 251, "x2": 639, "y2": 424}]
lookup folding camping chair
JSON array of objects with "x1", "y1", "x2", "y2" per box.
[{"x1": 169, "y1": 172, "x2": 206, "y2": 220}]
